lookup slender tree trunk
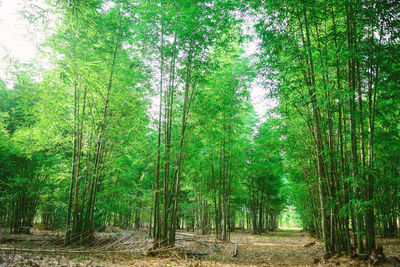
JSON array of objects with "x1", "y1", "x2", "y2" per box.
[
  {"x1": 300, "y1": 4, "x2": 330, "y2": 253},
  {"x1": 346, "y1": 0, "x2": 364, "y2": 253},
  {"x1": 65, "y1": 81, "x2": 78, "y2": 245},
  {"x1": 366, "y1": 63, "x2": 378, "y2": 250},
  {"x1": 153, "y1": 13, "x2": 164, "y2": 248}
]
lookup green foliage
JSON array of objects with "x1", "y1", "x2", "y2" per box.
[{"x1": 2, "y1": 0, "x2": 398, "y2": 255}]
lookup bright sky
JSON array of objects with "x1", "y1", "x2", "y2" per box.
[
  {"x1": 241, "y1": 14, "x2": 277, "y2": 119},
  {"x1": 0, "y1": 0, "x2": 38, "y2": 85},
  {"x1": 0, "y1": 0, "x2": 37, "y2": 60},
  {"x1": 0, "y1": 0, "x2": 274, "y2": 118}
]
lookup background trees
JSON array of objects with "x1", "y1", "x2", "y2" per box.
[
  {"x1": 0, "y1": 0, "x2": 284, "y2": 245},
  {"x1": 254, "y1": 0, "x2": 400, "y2": 255}
]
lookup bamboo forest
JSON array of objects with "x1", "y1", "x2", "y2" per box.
[{"x1": 0, "y1": 0, "x2": 400, "y2": 266}]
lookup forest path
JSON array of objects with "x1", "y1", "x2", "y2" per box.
[
  {"x1": 203, "y1": 229, "x2": 400, "y2": 267},
  {"x1": 2, "y1": 229, "x2": 400, "y2": 266},
  {"x1": 202, "y1": 229, "x2": 325, "y2": 266}
]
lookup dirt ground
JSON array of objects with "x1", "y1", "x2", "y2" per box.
[{"x1": 1, "y1": 228, "x2": 400, "y2": 266}]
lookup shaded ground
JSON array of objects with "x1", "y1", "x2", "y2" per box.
[{"x1": 1, "y1": 228, "x2": 400, "y2": 266}]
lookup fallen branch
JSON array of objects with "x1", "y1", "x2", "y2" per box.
[
  {"x1": 233, "y1": 240, "x2": 238, "y2": 257},
  {"x1": 369, "y1": 246, "x2": 386, "y2": 265},
  {"x1": 185, "y1": 251, "x2": 208, "y2": 258},
  {"x1": 176, "y1": 238, "x2": 195, "y2": 242},
  {"x1": 176, "y1": 232, "x2": 198, "y2": 238},
  {"x1": 0, "y1": 236, "x2": 58, "y2": 243},
  {"x1": 303, "y1": 241, "x2": 315, "y2": 248},
  {"x1": 170, "y1": 250, "x2": 186, "y2": 265},
  {"x1": 0, "y1": 246, "x2": 152, "y2": 254}
]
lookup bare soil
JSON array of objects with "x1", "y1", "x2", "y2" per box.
[{"x1": 1, "y1": 228, "x2": 399, "y2": 266}]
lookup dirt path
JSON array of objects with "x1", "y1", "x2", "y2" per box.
[
  {"x1": 1, "y1": 229, "x2": 400, "y2": 266},
  {"x1": 200, "y1": 229, "x2": 325, "y2": 266},
  {"x1": 199, "y1": 229, "x2": 400, "y2": 267}
]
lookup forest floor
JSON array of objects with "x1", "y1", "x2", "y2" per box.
[{"x1": 1, "y1": 228, "x2": 400, "y2": 266}]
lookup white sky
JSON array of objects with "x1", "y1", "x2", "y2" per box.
[
  {"x1": 241, "y1": 13, "x2": 277, "y2": 120},
  {"x1": 0, "y1": 0, "x2": 274, "y2": 118},
  {"x1": 0, "y1": 0, "x2": 37, "y2": 60},
  {"x1": 0, "y1": 0, "x2": 40, "y2": 85}
]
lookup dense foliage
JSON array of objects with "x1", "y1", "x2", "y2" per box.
[
  {"x1": 254, "y1": 0, "x2": 400, "y2": 255},
  {"x1": 0, "y1": 0, "x2": 399, "y2": 256}
]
